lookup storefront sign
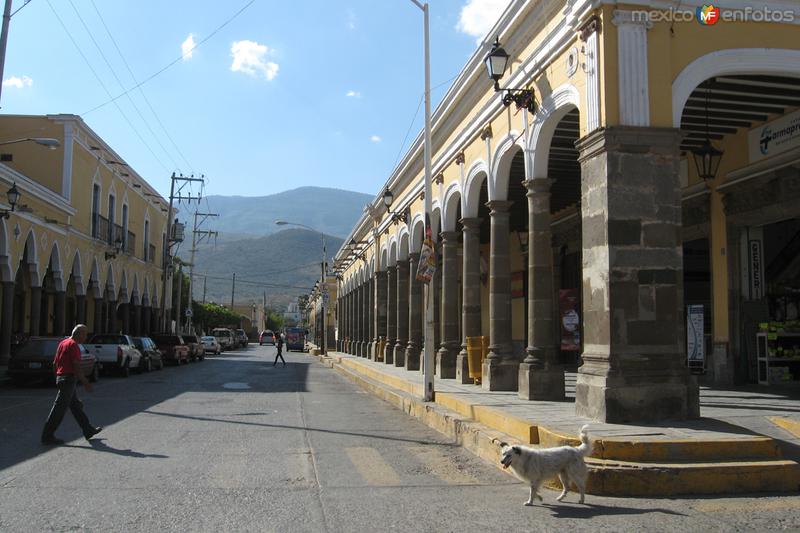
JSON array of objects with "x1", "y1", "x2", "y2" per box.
[
  {"x1": 749, "y1": 239, "x2": 764, "y2": 300},
  {"x1": 687, "y1": 304, "x2": 705, "y2": 363},
  {"x1": 559, "y1": 289, "x2": 581, "y2": 351},
  {"x1": 749, "y1": 109, "x2": 800, "y2": 163}
]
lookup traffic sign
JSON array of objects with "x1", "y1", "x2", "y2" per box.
[{"x1": 185, "y1": 308, "x2": 193, "y2": 317}]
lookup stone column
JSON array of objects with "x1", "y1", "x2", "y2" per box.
[
  {"x1": 433, "y1": 251, "x2": 441, "y2": 358},
  {"x1": 29, "y1": 285, "x2": 42, "y2": 336},
  {"x1": 367, "y1": 278, "x2": 375, "y2": 357},
  {"x1": 343, "y1": 292, "x2": 350, "y2": 353},
  {"x1": 457, "y1": 218, "x2": 482, "y2": 383},
  {"x1": 393, "y1": 260, "x2": 409, "y2": 367},
  {"x1": 360, "y1": 283, "x2": 368, "y2": 356},
  {"x1": 76, "y1": 294, "x2": 86, "y2": 326},
  {"x1": 373, "y1": 271, "x2": 387, "y2": 361},
  {"x1": 519, "y1": 178, "x2": 565, "y2": 400},
  {"x1": 41, "y1": 290, "x2": 51, "y2": 335},
  {"x1": 142, "y1": 306, "x2": 152, "y2": 335},
  {"x1": 107, "y1": 299, "x2": 117, "y2": 333},
  {"x1": 93, "y1": 297, "x2": 104, "y2": 334},
  {"x1": 353, "y1": 286, "x2": 361, "y2": 355},
  {"x1": 0, "y1": 281, "x2": 14, "y2": 364},
  {"x1": 350, "y1": 290, "x2": 357, "y2": 354},
  {"x1": 405, "y1": 253, "x2": 422, "y2": 370},
  {"x1": 54, "y1": 291, "x2": 66, "y2": 336},
  {"x1": 337, "y1": 296, "x2": 343, "y2": 352},
  {"x1": 133, "y1": 304, "x2": 142, "y2": 336},
  {"x1": 482, "y1": 200, "x2": 518, "y2": 391},
  {"x1": 120, "y1": 302, "x2": 129, "y2": 334},
  {"x1": 436, "y1": 231, "x2": 461, "y2": 378},
  {"x1": 385, "y1": 266, "x2": 396, "y2": 364},
  {"x1": 575, "y1": 126, "x2": 699, "y2": 423}
]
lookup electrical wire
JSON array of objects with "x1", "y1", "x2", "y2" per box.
[
  {"x1": 195, "y1": 273, "x2": 313, "y2": 291},
  {"x1": 46, "y1": 0, "x2": 170, "y2": 173},
  {"x1": 66, "y1": 0, "x2": 181, "y2": 171},
  {"x1": 89, "y1": 0, "x2": 195, "y2": 173},
  {"x1": 82, "y1": 0, "x2": 257, "y2": 116}
]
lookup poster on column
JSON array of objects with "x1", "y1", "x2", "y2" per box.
[
  {"x1": 559, "y1": 289, "x2": 580, "y2": 351},
  {"x1": 687, "y1": 304, "x2": 705, "y2": 363}
]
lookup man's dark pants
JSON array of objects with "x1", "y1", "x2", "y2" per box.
[{"x1": 42, "y1": 375, "x2": 94, "y2": 440}]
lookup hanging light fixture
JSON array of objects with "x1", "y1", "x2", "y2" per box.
[
  {"x1": 483, "y1": 37, "x2": 536, "y2": 114},
  {"x1": 691, "y1": 78, "x2": 724, "y2": 181}
]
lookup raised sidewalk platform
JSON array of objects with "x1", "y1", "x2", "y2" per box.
[{"x1": 313, "y1": 349, "x2": 800, "y2": 497}]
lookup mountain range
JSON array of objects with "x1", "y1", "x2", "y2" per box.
[
  {"x1": 178, "y1": 187, "x2": 365, "y2": 310},
  {"x1": 199, "y1": 186, "x2": 373, "y2": 239}
]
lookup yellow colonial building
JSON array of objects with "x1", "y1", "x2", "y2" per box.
[
  {"x1": 333, "y1": 1, "x2": 800, "y2": 422},
  {"x1": 0, "y1": 114, "x2": 171, "y2": 362}
]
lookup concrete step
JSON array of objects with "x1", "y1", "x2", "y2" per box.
[{"x1": 326, "y1": 354, "x2": 800, "y2": 497}]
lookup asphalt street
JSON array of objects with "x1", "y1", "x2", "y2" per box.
[{"x1": 0, "y1": 344, "x2": 798, "y2": 532}]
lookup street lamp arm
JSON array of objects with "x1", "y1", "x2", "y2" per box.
[
  {"x1": 408, "y1": 0, "x2": 425, "y2": 11},
  {"x1": 0, "y1": 137, "x2": 61, "y2": 149}
]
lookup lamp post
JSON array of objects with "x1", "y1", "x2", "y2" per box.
[
  {"x1": 406, "y1": 0, "x2": 435, "y2": 402},
  {"x1": 0, "y1": 181, "x2": 19, "y2": 218},
  {"x1": 0, "y1": 137, "x2": 60, "y2": 150},
  {"x1": 275, "y1": 220, "x2": 328, "y2": 355}
]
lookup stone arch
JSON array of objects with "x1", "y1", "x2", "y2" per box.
[
  {"x1": 118, "y1": 270, "x2": 129, "y2": 304},
  {"x1": 131, "y1": 273, "x2": 140, "y2": 306},
  {"x1": 142, "y1": 279, "x2": 151, "y2": 306},
  {"x1": 442, "y1": 183, "x2": 463, "y2": 232},
  {"x1": 527, "y1": 83, "x2": 582, "y2": 178},
  {"x1": 463, "y1": 161, "x2": 489, "y2": 219},
  {"x1": 105, "y1": 263, "x2": 116, "y2": 296},
  {"x1": 369, "y1": 258, "x2": 375, "y2": 278},
  {"x1": 21, "y1": 228, "x2": 39, "y2": 285},
  {"x1": 380, "y1": 246, "x2": 388, "y2": 271},
  {"x1": 490, "y1": 130, "x2": 525, "y2": 200},
  {"x1": 88, "y1": 258, "x2": 101, "y2": 298},
  {"x1": 672, "y1": 48, "x2": 800, "y2": 127}
]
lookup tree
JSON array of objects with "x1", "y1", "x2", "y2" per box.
[
  {"x1": 191, "y1": 302, "x2": 241, "y2": 333},
  {"x1": 265, "y1": 308, "x2": 285, "y2": 332}
]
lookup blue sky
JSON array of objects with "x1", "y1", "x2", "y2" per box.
[{"x1": 2, "y1": 0, "x2": 510, "y2": 198}]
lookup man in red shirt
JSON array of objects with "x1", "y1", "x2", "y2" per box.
[{"x1": 41, "y1": 324, "x2": 102, "y2": 445}]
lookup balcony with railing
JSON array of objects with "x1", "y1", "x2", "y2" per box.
[{"x1": 91, "y1": 214, "x2": 138, "y2": 259}]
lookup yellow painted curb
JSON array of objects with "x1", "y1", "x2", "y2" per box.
[{"x1": 769, "y1": 416, "x2": 800, "y2": 438}]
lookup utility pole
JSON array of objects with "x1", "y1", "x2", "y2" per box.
[
  {"x1": 0, "y1": 0, "x2": 12, "y2": 107},
  {"x1": 175, "y1": 264, "x2": 183, "y2": 334},
  {"x1": 160, "y1": 172, "x2": 204, "y2": 333},
  {"x1": 202, "y1": 276, "x2": 207, "y2": 305},
  {"x1": 188, "y1": 210, "x2": 218, "y2": 332},
  {"x1": 263, "y1": 291, "x2": 267, "y2": 331},
  {"x1": 230, "y1": 273, "x2": 236, "y2": 309}
]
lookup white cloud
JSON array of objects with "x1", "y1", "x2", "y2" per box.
[
  {"x1": 347, "y1": 9, "x2": 357, "y2": 30},
  {"x1": 181, "y1": 34, "x2": 196, "y2": 60},
  {"x1": 346, "y1": 90, "x2": 361, "y2": 98},
  {"x1": 230, "y1": 40, "x2": 279, "y2": 80},
  {"x1": 457, "y1": 0, "x2": 511, "y2": 41},
  {"x1": 2, "y1": 75, "x2": 33, "y2": 88},
  {"x1": 370, "y1": 135, "x2": 382, "y2": 143}
]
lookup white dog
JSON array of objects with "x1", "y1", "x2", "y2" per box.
[{"x1": 499, "y1": 425, "x2": 591, "y2": 506}]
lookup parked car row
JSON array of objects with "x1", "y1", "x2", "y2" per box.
[
  {"x1": 211, "y1": 328, "x2": 249, "y2": 351},
  {"x1": 6, "y1": 332, "x2": 215, "y2": 385}
]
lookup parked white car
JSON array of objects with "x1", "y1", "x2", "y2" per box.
[
  {"x1": 212, "y1": 328, "x2": 235, "y2": 351},
  {"x1": 87, "y1": 334, "x2": 142, "y2": 377},
  {"x1": 201, "y1": 335, "x2": 221, "y2": 355}
]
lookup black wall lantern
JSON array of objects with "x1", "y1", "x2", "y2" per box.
[
  {"x1": 382, "y1": 187, "x2": 408, "y2": 224},
  {"x1": 0, "y1": 183, "x2": 20, "y2": 219},
  {"x1": 691, "y1": 78, "x2": 724, "y2": 181},
  {"x1": 484, "y1": 37, "x2": 536, "y2": 114}
]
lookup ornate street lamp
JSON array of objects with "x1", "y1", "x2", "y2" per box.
[
  {"x1": 382, "y1": 187, "x2": 408, "y2": 223},
  {"x1": 484, "y1": 37, "x2": 536, "y2": 114},
  {"x1": 691, "y1": 79, "x2": 724, "y2": 181},
  {"x1": 0, "y1": 182, "x2": 20, "y2": 219},
  {"x1": 105, "y1": 236, "x2": 124, "y2": 260}
]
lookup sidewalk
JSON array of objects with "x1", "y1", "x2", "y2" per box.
[{"x1": 313, "y1": 348, "x2": 800, "y2": 497}]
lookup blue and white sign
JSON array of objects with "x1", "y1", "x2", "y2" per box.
[
  {"x1": 749, "y1": 109, "x2": 800, "y2": 163},
  {"x1": 687, "y1": 304, "x2": 705, "y2": 363}
]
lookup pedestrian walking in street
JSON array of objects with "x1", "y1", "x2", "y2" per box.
[
  {"x1": 41, "y1": 324, "x2": 102, "y2": 445},
  {"x1": 274, "y1": 332, "x2": 286, "y2": 367}
]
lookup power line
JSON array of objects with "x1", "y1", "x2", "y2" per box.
[
  {"x1": 46, "y1": 0, "x2": 170, "y2": 173},
  {"x1": 66, "y1": 0, "x2": 180, "y2": 170},
  {"x1": 82, "y1": 0, "x2": 257, "y2": 116},
  {"x1": 195, "y1": 273, "x2": 313, "y2": 291},
  {"x1": 89, "y1": 0, "x2": 195, "y2": 173}
]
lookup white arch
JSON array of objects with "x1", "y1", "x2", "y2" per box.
[
  {"x1": 398, "y1": 231, "x2": 410, "y2": 261},
  {"x1": 410, "y1": 215, "x2": 425, "y2": 253},
  {"x1": 70, "y1": 250, "x2": 85, "y2": 296},
  {"x1": 388, "y1": 237, "x2": 398, "y2": 266},
  {"x1": 442, "y1": 182, "x2": 463, "y2": 232},
  {"x1": 463, "y1": 160, "x2": 489, "y2": 219},
  {"x1": 380, "y1": 246, "x2": 388, "y2": 272},
  {"x1": 46, "y1": 241, "x2": 65, "y2": 292},
  {"x1": 0, "y1": 218, "x2": 10, "y2": 283},
  {"x1": 89, "y1": 257, "x2": 101, "y2": 298},
  {"x1": 105, "y1": 263, "x2": 116, "y2": 297},
  {"x1": 131, "y1": 273, "x2": 140, "y2": 305},
  {"x1": 672, "y1": 48, "x2": 800, "y2": 127},
  {"x1": 528, "y1": 83, "x2": 581, "y2": 179},
  {"x1": 369, "y1": 257, "x2": 375, "y2": 278},
  {"x1": 142, "y1": 278, "x2": 151, "y2": 306},
  {"x1": 431, "y1": 205, "x2": 441, "y2": 237},
  {"x1": 490, "y1": 130, "x2": 524, "y2": 201}
]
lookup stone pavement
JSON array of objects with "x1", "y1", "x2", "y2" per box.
[{"x1": 315, "y1": 349, "x2": 800, "y2": 496}]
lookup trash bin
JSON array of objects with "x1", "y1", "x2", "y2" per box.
[{"x1": 467, "y1": 336, "x2": 485, "y2": 384}]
